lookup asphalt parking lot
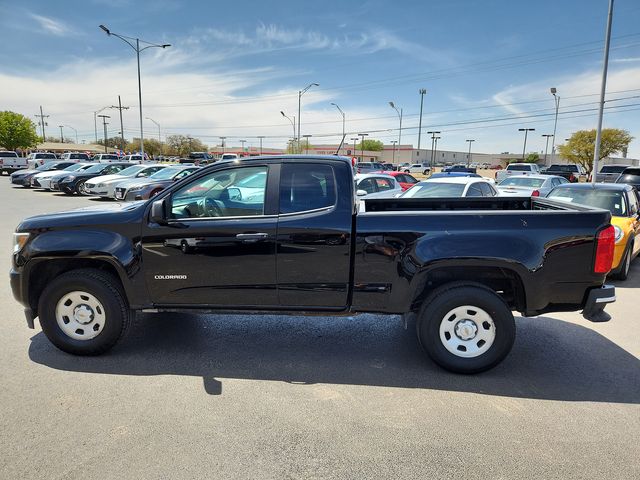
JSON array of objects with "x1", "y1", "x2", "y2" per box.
[{"x1": 1, "y1": 179, "x2": 639, "y2": 479}]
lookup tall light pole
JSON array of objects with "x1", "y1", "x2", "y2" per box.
[
  {"x1": 297, "y1": 83, "x2": 319, "y2": 149},
  {"x1": 358, "y1": 133, "x2": 368, "y2": 162},
  {"x1": 98, "y1": 114, "x2": 110, "y2": 153},
  {"x1": 302, "y1": 134, "x2": 312, "y2": 154},
  {"x1": 433, "y1": 136, "x2": 441, "y2": 164},
  {"x1": 593, "y1": 0, "x2": 615, "y2": 183},
  {"x1": 257, "y1": 136, "x2": 265, "y2": 155},
  {"x1": 65, "y1": 125, "x2": 78, "y2": 144},
  {"x1": 427, "y1": 131, "x2": 440, "y2": 167},
  {"x1": 350, "y1": 137, "x2": 359, "y2": 159},
  {"x1": 99, "y1": 24, "x2": 171, "y2": 157},
  {"x1": 389, "y1": 101, "x2": 403, "y2": 152},
  {"x1": 281, "y1": 111, "x2": 296, "y2": 150},
  {"x1": 465, "y1": 139, "x2": 475, "y2": 167},
  {"x1": 550, "y1": 87, "x2": 560, "y2": 162},
  {"x1": 93, "y1": 106, "x2": 108, "y2": 144},
  {"x1": 391, "y1": 140, "x2": 398, "y2": 163},
  {"x1": 146, "y1": 117, "x2": 161, "y2": 142},
  {"x1": 518, "y1": 128, "x2": 535, "y2": 160},
  {"x1": 417, "y1": 89, "x2": 427, "y2": 150},
  {"x1": 542, "y1": 134, "x2": 553, "y2": 164},
  {"x1": 330, "y1": 102, "x2": 345, "y2": 148},
  {"x1": 58, "y1": 125, "x2": 64, "y2": 143}
]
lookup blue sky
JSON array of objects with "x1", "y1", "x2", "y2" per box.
[{"x1": 1, "y1": 0, "x2": 640, "y2": 156}]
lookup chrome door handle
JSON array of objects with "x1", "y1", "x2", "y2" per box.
[{"x1": 236, "y1": 233, "x2": 269, "y2": 242}]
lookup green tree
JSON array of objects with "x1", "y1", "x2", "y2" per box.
[
  {"x1": 525, "y1": 152, "x2": 540, "y2": 163},
  {"x1": 0, "y1": 111, "x2": 40, "y2": 150},
  {"x1": 355, "y1": 139, "x2": 384, "y2": 151},
  {"x1": 165, "y1": 135, "x2": 208, "y2": 156},
  {"x1": 97, "y1": 136, "x2": 123, "y2": 149},
  {"x1": 558, "y1": 128, "x2": 633, "y2": 173}
]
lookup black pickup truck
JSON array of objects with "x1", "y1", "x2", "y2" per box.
[{"x1": 11, "y1": 156, "x2": 616, "y2": 373}]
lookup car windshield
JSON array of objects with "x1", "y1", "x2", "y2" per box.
[
  {"x1": 118, "y1": 165, "x2": 147, "y2": 176},
  {"x1": 84, "y1": 163, "x2": 111, "y2": 173},
  {"x1": 600, "y1": 165, "x2": 627, "y2": 173},
  {"x1": 36, "y1": 162, "x2": 55, "y2": 170},
  {"x1": 401, "y1": 182, "x2": 466, "y2": 198},
  {"x1": 499, "y1": 177, "x2": 545, "y2": 187},
  {"x1": 548, "y1": 189, "x2": 627, "y2": 216},
  {"x1": 149, "y1": 167, "x2": 183, "y2": 180}
]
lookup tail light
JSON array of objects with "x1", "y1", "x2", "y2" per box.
[
  {"x1": 594, "y1": 225, "x2": 615, "y2": 273},
  {"x1": 569, "y1": 173, "x2": 576, "y2": 182},
  {"x1": 531, "y1": 189, "x2": 540, "y2": 197}
]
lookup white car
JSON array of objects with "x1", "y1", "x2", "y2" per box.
[
  {"x1": 58, "y1": 152, "x2": 91, "y2": 163},
  {"x1": 400, "y1": 176, "x2": 499, "y2": 198},
  {"x1": 355, "y1": 173, "x2": 403, "y2": 199},
  {"x1": 25, "y1": 152, "x2": 58, "y2": 169},
  {"x1": 403, "y1": 163, "x2": 432, "y2": 175},
  {"x1": 497, "y1": 174, "x2": 568, "y2": 197},
  {"x1": 122, "y1": 154, "x2": 144, "y2": 164},
  {"x1": 495, "y1": 163, "x2": 541, "y2": 182},
  {"x1": 85, "y1": 164, "x2": 167, "y2": 198},
  {"x1": 32, "y1": 163, "x2": 93, "y2": 190},
  {"x1": 92, "y1": 153, "x2": 120, "y2": 162}
]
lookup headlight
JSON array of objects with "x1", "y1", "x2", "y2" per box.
[
  {"x1": 128, "y1": 185, "x2": 144, "y2": 192},
  {"x1": 613, "y1": 225, "x2": 624, "y2": 243},
  {"x1": 13, "y1": 232, "x2": 29, "y2": 254},
  {"x1": 97, "y1": 183, "x2": 104, "y2": 188}
]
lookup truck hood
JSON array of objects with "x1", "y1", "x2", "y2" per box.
[{"x1": 17, "y1": 201, "x2": 147, "y2": 231}]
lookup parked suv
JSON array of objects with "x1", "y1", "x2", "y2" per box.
[
  {"x1": 355, "y1": 161, "x2": 384, "y2": 174},
  {"x1": 404, "y1": 163, "x2": 432, "y2": 175}
]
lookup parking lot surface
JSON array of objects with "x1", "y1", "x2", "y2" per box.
[{"x1": 1, "y1": 180, "x2": 639, "y2": 479}]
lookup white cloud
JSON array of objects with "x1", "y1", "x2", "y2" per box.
[{"x1": 29, "y1": 13, "x2": 74, "y2": 37}]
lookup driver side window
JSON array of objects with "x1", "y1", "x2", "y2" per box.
[{"x1": 170, "y1": 166, "x2": 268, "y2": 219}]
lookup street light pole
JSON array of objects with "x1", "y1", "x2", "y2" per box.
[
  {"x1": 239, "y1": 139, "x2": 246, "y2": 153},
  {"x1": 358, "y1": 133, "x2": 368, "y2": 162},
  {"x1": 593, "y1": 0, "x2": 615, "y2": 183},
  {"x1": 297, "y1": 82, "x2": 319, "y2": 150},
  {"x1": 330, "y1": 103, "x2": 345, "y2": 150},
  {"x1": 302, "y1": 135, "x2": 312, "y2": 154},
  {"x1": 427, "y1": 131, "x2": 440, "y2": 168},
  {"x1": 391, "y1": 140, "x2": 398, "y2": 163},
  {"x1": 389, "y1": 101, "x2": 403, "y2": 151},
  {"x1": 280, "y1": 111, "x2": 296, "y2": 149},
  {"x1": 542, "y1": 134, "x2": 553, "y2": 164},
  {"x1": 98, "y1": 114, "x2": 110, "y2": 153},
  {"x1": 433, "y1": 136, "x2": 441, "y2": 164},
  {"x1": 350, "y1": 137, "x2": 359, "y2": 159},
  {"x1": 257, "y1": 136, "x2": 265, "y2": 155},
  {"x1": 65, "y1": 125, "x2": 78, "y2": 144},
  {"x1": 550, "y1": 87, "x2": 560, "y2": 162},
  {"x1": 99, "y1": 24, "x2": 171, "y2": 157},
  {"x1": 93, "y1": 106, "x2": 108, "y2": 144},
  {"x1": 417, "y1": 89, "x2": 426, "y2": 150},
  {"x1": 146, "y1": 117, "x2": 161, "y2": 142},
  {"x1": 219, "y1": 137, "x2": 226, "y2": 155},
  {"x1": 58, "y1": 125, "x2": 64, "y2": 143},
  {"x1": 465, "y1": 139, "x2": 475, "y2": 167},
  {"x1": 518, "y1": 128, "x2": 535, "y2": 160}
]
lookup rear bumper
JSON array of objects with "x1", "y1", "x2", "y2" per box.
[{"x1": 582, "y1": 284, "x2": 615, "y2": 322}]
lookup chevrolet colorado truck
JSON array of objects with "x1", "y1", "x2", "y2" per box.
[{"x1": 11, "y1": 155, "x2": 616, "y2": 373}]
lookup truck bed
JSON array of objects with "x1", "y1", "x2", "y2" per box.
[{"x1": 361, "y1": 196, "x2": 596, "y2": 212}]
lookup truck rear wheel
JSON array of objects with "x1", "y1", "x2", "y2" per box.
[
  {"x1": 416, "y1": 283, "x2": 515, "y2": 373},
  {"x1": 38, "y1": 269, "x2": 130, "y2": 355}
]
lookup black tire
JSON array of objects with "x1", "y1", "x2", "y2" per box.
[
  {"x1": 75, "y1": 180, "x2": 87, "y2": 195},
  {"x1": 416, "y1": 282, "x2": 516, "y2": 374},
  {"x1": 612, "y1": 242, "x2": 632, "y2": 281},
  {"x1": 38, "y1": 269, "x2": 130, "y2": 355}
]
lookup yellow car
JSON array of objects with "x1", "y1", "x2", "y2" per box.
[{"x1": 547, "y1": 183, "x2": 640, "y2": 280}]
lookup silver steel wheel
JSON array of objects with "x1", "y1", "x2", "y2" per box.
[
  {"x1": 55, "y1": 291, "x2": 106, "y2": 341},
  {"x1": 439, "y1": 305, "x2": 496, "y2": 358}
]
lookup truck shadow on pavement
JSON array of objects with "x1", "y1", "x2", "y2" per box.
[{"x1": 28, "y1": 313, "x2": 640, "y2": 402}]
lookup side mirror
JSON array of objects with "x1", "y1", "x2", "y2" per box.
[
  {"x1": 150, "y1": 199, "x2": 167, "y2": 225},
  {"x1": 227, "y1": 187, "x2": 242, "y2": 201},
  {"x1": 356, "y1": 189, "x2": 368, "y2": 197}
]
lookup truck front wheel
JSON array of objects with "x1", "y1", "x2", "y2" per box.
[
  {"x1": 417, "y1": 283, "x2": 515, "y2": 373},
  {"x1": 38, "y1": 269, "x2": 130, "y2": 355}
]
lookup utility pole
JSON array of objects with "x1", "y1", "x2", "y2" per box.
[
  {"x1": 219, "y1": 137, "x2": 226, "y2": 155},
  {"x1": 391, "y1": 140, "x2": 398, "y2": 163},
  {"x1": 257, "y1": 136, "x2": 265, "y2": 155},
  {"x1": 465, "y1": 139, "x2": 475, "y2": 167},
  {"x1": 302, "y1": 135, "x2": 312, "y2": 154},
  {"x1": 542, "y1": 134, "x2": 553, "y2": 164},
  {"x1": 427, "y1": 131, "x2": 441, "y2": 168},
  {"x1": 358, "y1": 133, "x2": 368, "y2": 162},
  {"x1": 98, "y1": 114, "x2": 110, "y2": 153},
  {"x1": 58, "y1": 125, "x2": 64, "y2": 143},
  {"x1": 350, "y1": 137, "x2": 359, "y2": 159},
  {"x1": 593, "y1": 0, "x2": 615, "y2": 183},
  {"x1": 239, "y1": 139, "x2": 246, "y2": 153},
  {"x1": 110, "y1": 95, "x2": 130, "y2": 150},
  {"x1": 433, "y1": 136, "x2": 441, "y2": 165},
  {"x1": 518, "y1": 128, "x2": 535, "y2": 160},
  {"x1": 35, "y1": 106, "x2": 49, "y2": 141},
  {"x1": 417, "y1": 89, "x2": 427, "y2": 150}
]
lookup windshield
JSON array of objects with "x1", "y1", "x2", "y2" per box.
[
  {"x1": 62, "y1": 163, "x2": 87, "y2": 172},
  {"x1": 600, "y1": 165, "x2": 627, "y2": 173},
  {"x1": 549, "y1": 188, "x2": 627, "y2": 216},
  {"x1": 499, "y1": 177, "x2": 545, "y2": 188},
  {"x1": 401, "y1": 182, "x2": 466, "y2": 198},
  {"x1": 149, "y1": 167, "x2": 183, "y2": 180},
  {"x1": 36, "y1": 162, "x2": 55, "y2": 170},
  {"x1": 118, "y1": 165, "x2": 147, "y2": 176},
  {"x1": 84, "y1": 163, "x2": 110, "y2": 173}
]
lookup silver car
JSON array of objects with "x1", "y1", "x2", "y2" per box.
[
  {"x1": 497, "y1": 174, "x2": 568, "y2": 197},
  {"x1": 355, "y1": 173, "x2": 403, "y2": 199}
]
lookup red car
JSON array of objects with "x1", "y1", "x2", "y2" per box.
[{"x1": 378, "y1": 171, "x2": 419, "y2": 191}]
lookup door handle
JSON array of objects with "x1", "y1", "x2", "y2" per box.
[{"x1": 236, "y1": 233, "x2": 269, "y2": 242}]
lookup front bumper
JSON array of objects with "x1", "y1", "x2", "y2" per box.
[
  {"x1": 582, "y1": 284, "x2": 615, "y2": 323},
  {"x1": 10, "y1": 268, "x2": 34, "y2": 328},
  {"x1": 11, "y1": 176, "x2": 29, "y2": 185}
]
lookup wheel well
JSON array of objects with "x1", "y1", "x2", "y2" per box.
[
  {"x1": 414, "y1": 266, "x2": 526, "y2": 312},
  {"x1": 28, "y1": 259, "x2": 123, "y2": 317}
]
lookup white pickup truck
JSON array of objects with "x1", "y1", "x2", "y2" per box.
[
  {"x1": 0, "y1": 151, "x2": 27, "y2": 175},
  {"x1": 495, "y1": 162, "x2": 541, "y2": 182},
  {"x1": 26, "y1": 152, "x2": 58, "y2": 169}
]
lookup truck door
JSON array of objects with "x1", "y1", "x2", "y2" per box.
[
  {"x1": 276, "y1": 162, "x2": 353, "y2": 308},
  {"x1": 141, "y1": 164, "x2": 279, "y2": 307}
]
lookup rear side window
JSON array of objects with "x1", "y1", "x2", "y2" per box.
[
  {"x1": 280, "y1": 164, "x2": 336, "y2": 214},
  {"x1": 466, "y1": 184, "x2": 483, "y2": 197}
]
